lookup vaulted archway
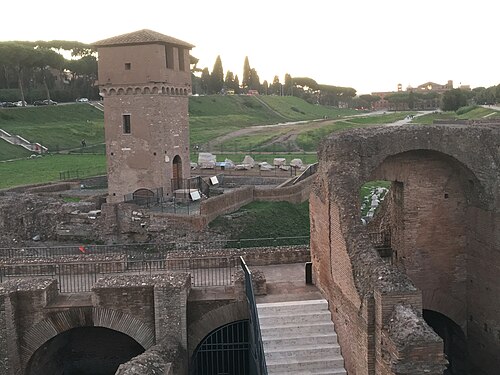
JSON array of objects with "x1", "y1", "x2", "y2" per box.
[{"x1": 310, "y1": 123, "x2": 499, "y2": 374}]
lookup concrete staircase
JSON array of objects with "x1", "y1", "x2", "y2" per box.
[{"x1": 257, "y1": 299, "x2": 347, "y2": 374}]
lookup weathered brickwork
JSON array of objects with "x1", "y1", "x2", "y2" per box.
[
  {"x1": 0, "y1": 273, "x2": 192, "y2": 374},
  {"x1": 95, "y1": 30, "x2": 193, "y2": 204},
  {"x1": 311, "y1": 123, "x2": 499, "y2": 374}
]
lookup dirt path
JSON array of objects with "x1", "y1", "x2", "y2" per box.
[
  {"x1": 204, "y1": 111, "x2": 430, "y2": 152},
  {"x1": 205, "y1": 118, "x2": 328, "y2": 149}
]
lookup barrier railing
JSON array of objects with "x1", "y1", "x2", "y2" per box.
[
  {"x1": 0, "y1": 257, "x2": 237, "y2": 293},
  {"x1": 240, "y1": 257, "x2": 268, "y2": 375},
  {"x1": 0, "y1": 236, "x2": 310, "y2": 260}
]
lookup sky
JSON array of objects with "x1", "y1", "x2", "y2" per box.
[{"x1": 1, "y1": 0, "x2": 498, "y2": 94}]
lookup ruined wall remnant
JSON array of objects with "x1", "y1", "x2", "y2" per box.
[
  {"x1": 311, "y1": 123, "x2": 499, "y2": 374},
  {"x1": 0, "y1": 273, "x2": 191, "y2": 374}
]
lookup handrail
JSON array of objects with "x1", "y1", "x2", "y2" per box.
[
  {"x1": 0, "y1": 236, "x2": 310, "y2": 259},
  {"x1": 240, "y1": 256, "x2": 268, "y2": 375}
]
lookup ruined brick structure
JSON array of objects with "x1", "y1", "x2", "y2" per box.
[
  {"x1": 0, "y1": 274, "x2": 193, "y2": 374},
  {"x1": 310, "y1": 123, "x2": 499, "y2": 374},
  {"x1": 95, "y1": 29, "x2": 193, "y2": 203}
]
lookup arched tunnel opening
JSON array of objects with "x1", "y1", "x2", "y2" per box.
[
  {"x1": 423, "y1": 310, "x2": 468, "y2": 375},
  {"x1": 190, "y1": 320, "x2": 250, "y2": 375},
  {"x1": 25, "y1": 326, "x2": 145, "y2": 375}
]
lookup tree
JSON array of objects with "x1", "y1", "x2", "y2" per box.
[
  {"x1": 200, "y1": 68, "x2": 210, "y2": 95},
  {"x1": 441, "y1": 89, "x2": 467, "y2": 111},
  {"x1": 284, "y1": 73, "x2": 292, "y2": 96},
  {"x1": 210, "y1": 55, "x2": 224, "y2": 94},
  {"x1": 249, "y1": 68, "x2": 261, "y2": 91},
  {"x1": 224, "y1": 70, "x2": 236, "y2": 92},
  {"x1": 0, "y1": 42, "x2": 39, "y2": 105},
  {"x1": 33, "y1": 48, "x2": 64, "y2": 101},
  {"x1": 242, "y1": 56, "x2": 251, "y2": 90},
  {"x1": 262, "y1": 80, "x2": 269, "y2": 95},
  {"x1": 234, "y1": 75, "x2": 240, "y2": 94},
  {"x1": 270, "y1": 75, "x2": 281, "y2": 95},
  {"x1": 65, "y1": 55, "x2": 98, "y2": 99}
]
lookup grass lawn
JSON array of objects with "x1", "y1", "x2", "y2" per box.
[
  {"x1": 457, "y1": 106, "x2": 500, "y2": 119},
  {"x1": 0, "y1": 104, "x2": 104, "y2": 153},
  {"x1": 412, "y1": 106, "x2": 500, "y2": 125},
  {"x1": 0, "y1": 154, "x2": 106, "y2": 189},
  {"x1": 189, "y1": 96, "x2": 284, "y2": 145},
  {"x1": 0, "y1": 139, "x2": 32, "y2": 160},
  {"x1": 345, "y1": 111, "x2": 416, "y2": 125},
  {"x1": 258, "y1": 95, "x2": 360, "y2": 120},
  {"x1": 209, "y1": 200, "x2": 310, "y2": 240}
]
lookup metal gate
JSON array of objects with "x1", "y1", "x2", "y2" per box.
[{"x1": 190, "y1": 320, "x2": 250, "y2": 375}]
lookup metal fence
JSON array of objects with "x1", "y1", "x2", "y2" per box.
[
  {"x1": 240, "y1": 257, "x2": 267, "y2": 375},
  {"x1": 190, "y1": 320, "x2": 250, "y2": 375},
  {"x1": 0, "y1": 257, "x2": 238, "y2": 293},
  {"x1": 0, "y1": 236, "x2": 310, "y2": 261},
  {"x1": 59, "y1": 168, "x2": 107, "y2": 181}
]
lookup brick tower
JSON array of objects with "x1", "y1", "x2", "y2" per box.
[{"x1": 94, "y1": 29, "x2": 194, "y2": 203}]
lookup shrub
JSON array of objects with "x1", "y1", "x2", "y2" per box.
[{"x1": 455, "y1": 105, "x2": 478, "y2": 115}]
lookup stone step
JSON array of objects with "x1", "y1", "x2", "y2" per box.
[
  {"x1": 266, "y1": 357, "x2": 345, "y2": 373},
  {"x1": 259, "y1": 310, "x2": 332, "y2": 326},
  {"x1": 260, "y1": 321, "x2": 335, "y2": 338},
  {"x1": 257, "y1": 299, "x2": 328, "y2": 315},
  {"x1": 263, "y1": 332, "x2": 338, "y2": 349},
  {"x1": 265, "y1": 343, "x2": 341, "y2": 361}
]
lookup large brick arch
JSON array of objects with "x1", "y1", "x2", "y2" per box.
[
  {"x1": 21, "y1": 307, "x2": 155, "y2": 369},
  {"x1": 311, "y1": 123, "x2": 499, "y2": 374}
]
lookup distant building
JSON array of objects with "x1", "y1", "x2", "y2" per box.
[
  {"x1": 407, "y1": 80, "x2": 454, "y2": 94},
  {"x1": 94, "y1": 29, "x2": 194, "y2": 203},
  {"x1": 371, "y1": 80, "x2": 463, "y2": 111}
]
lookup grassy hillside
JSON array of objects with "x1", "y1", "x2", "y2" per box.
[
  {"x1": 0, "y1": 104, "x2": 104, "y2": 153},
  {"x1": 412, "y1": 106, "x2": 500, "y2": 125},
  {"x1": 0, "y1": 139, "x2": 32, "y2": 160},
  {"x1": 258, "y1": 95, "x2": 360, "y2": 119},
  {"x1": 189, "y1": 96, "x2": 288, "y2": 146},
  {"x1": 0, "y1": 154, "x2": 106, "y2": 189}
]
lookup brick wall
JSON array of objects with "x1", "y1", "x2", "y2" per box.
[
  {"x1": 200, "y1": 186, "x2": 254, "y2": 222},
  {"x1": 311, "y1": 124, "x2": 499, "y2": 374}
]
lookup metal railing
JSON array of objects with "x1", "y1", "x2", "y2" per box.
[
  {"x1": 368, "y1": 231, "x2": 391, "y2": 247},
  {"x1": 0, "y1": 236, "x2": 310, "y2": 260},
  {"x1": 59, "y1": 168, "x2": 107, "y2": 181},
  {"x1": 0, "y1": 257, "x2": 237, "y2": 293},
  {"x1": 240, "y1": 257, "x2": 268, "y2": 375}
]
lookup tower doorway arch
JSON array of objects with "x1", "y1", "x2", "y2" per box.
[{"x1": 172, "y1": 155, "x2": 183, "y2": 190}]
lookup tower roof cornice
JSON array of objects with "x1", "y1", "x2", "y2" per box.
[{"x1": 93, "y1": 29, "x2": 194, "y2": 49}]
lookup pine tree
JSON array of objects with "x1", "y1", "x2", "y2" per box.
[
  {"x1": 210, "y1": 55, "x2": 224, "y2": 94},
  {"x1": 200, "y1": 67, "x2": 210, "y2": 95},
  {"x1": 271, "y1": 75, "x2": 281, "y2": 95},
  {"x1": 284, "y1": 73, "x2": 293, "y2": 96},
  {"x1": 262, "y1": 80, "x2": 269, "y2": 95},
  {"x1": 234, "y1": 75, "x2": 241, "y2": 94},
  {"x1": 225, "y1": 70, "x2": 235, "y2": 91},
  {"x1": 242, "y1": 56, "x2": 251, "y2": 90},
  {"x1": 249, "y1": 68, "x2": 261, "y2": 91}
]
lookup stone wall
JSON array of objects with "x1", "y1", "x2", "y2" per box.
[
  {"x1": 199, "y1": 186, "x2": 254, "y2": 223},
  {"x1": 0, "y1": 273, "x2": 192, "y2": 374},
  {"x1": 164, "y1": 245, "x2": 310, "y2": 266},
  {"x1": 311, "y1": 123, "x2": 499, "y2": 374},
  {"x1": 254, "y1": 176, "x2": 312, "y2": 204}
]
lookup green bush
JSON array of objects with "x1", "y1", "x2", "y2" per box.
[
  {"x1": 0, "y1": 89, "x2": 23, "y2": 102},
  {"x1": 455, "y1": 105, "x2": 478, "y2": 115}
]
